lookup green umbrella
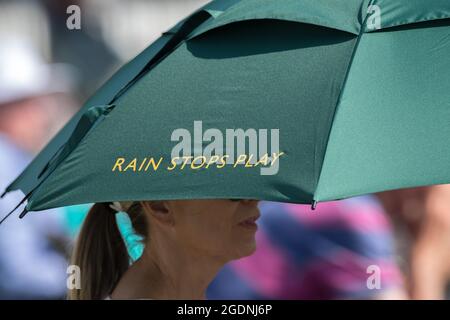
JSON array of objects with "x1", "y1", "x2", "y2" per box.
[{"x1": 2, "y1": 0, "x2": 450, "y2": 219}]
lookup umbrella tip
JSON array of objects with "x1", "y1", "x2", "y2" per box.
[
  {"x1": 311, "y1": 200, "x2": 318, "y2": 211},
  {"x1": 0, "y1": 194, "x2": 29, "y2": 225},
  {"x1": 19, "y1": 208, "x2": 29, "y2": 219},
  {"x1": 0, "y1": 189, "x2": 7, "y2": 198}
]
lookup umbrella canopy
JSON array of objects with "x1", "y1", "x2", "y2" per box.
[{"x1": 2, "y1": 0, "x2": 450, "y2": 216}]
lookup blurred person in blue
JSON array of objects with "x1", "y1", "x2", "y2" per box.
[
  {"x1": 0, "y1": 38, "x2": 76, "y2": 299},
  {"x1": 207, "y1": 197, "x2": 407, "y2": 300}
]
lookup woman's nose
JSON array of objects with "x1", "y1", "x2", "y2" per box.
[{"x1": 241, "y1": 199, "x2": 260, "y2": 207}]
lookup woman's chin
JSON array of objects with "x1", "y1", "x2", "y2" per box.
[{"x1": 233, "y1": 241, "x2": 257, "y2": 259}]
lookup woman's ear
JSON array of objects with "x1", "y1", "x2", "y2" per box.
[{"x1": 140, "y1": 201, "x2": 174, "y2": 226}]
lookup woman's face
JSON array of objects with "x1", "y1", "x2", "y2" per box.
[{"x1": 159, "y1": 199, "x2": 261, "y2": 261}]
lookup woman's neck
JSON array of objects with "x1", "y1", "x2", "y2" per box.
[{"x1": 111, "y1": 237, "x2": 227, "y2": 300}]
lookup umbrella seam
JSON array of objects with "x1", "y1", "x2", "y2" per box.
[
  {"x1": 313, "y1": 0, "x2": 376, "y2": 204},
  {"x1": 109, "y1": 10, "x2": 213, "y2": 106}
]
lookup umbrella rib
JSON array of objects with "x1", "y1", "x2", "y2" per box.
[{"x1": 313, "y1": 0, "x2": 376, "y2": 204}]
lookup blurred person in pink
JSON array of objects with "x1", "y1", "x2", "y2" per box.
[{"x1": 378, "y1": 186, "x2": 450, "y2": 300}]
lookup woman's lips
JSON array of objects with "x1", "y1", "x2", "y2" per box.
[{"x1": 238, "y1": 215, "x2": 260, "y2": 230}]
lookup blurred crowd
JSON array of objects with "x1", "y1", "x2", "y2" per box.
[{"x1": 0, "y1": 0, "x2": 449, "y2": 300}]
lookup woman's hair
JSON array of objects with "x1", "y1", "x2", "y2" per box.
[{"x1": 68, "y1": 202, "x2": 148, "y2": 300}]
